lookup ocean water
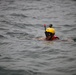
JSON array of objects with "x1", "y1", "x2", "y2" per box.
[{"x1": 0, "y1": 0, "x2": 76, "y2": 75}]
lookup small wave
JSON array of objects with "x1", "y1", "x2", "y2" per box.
[
  {"x1": 10, "y1": 13, "x2": 28, "y2": 18},
  {"x1": 21, "y1": 8, "x2": 37, "y2": 11},
  {"x1": 13, "y1": 23, "x2": 37, "y2": 29},
  {"x1": 70, "y1": 27, "x2": 76, "y2": 31},
  {"x1": 0, "y1": 42, "x2": 10, "y2": 45},
  {"x1": 25, "y1": 0, "x2": 41, "y2": 1},
  {"x1": 0, "y1": 15, "x2": 4, "y2": 17},
  {"x1": 71, "y1": 0, "x2": 76, "y2": 1},
  {"x1": 0, "y1": 20, "x2": 12, "y2": 25},
  {"x1": 0, "y1": 67, "x2": 48, "y2": 75},
  {"x1": 0, "y1": 20, "x2": 9, "y2": 24},
  {"x1": 62, "y1": 27, "x2": 76, "y2": 33},
  {"x1": 0, "y1": 28, "x2": 8, "y2": 30},
  {"x1": 66, "y1": 57, "x2": 76, "y2": 62},
  {"x1": 0, "y1": 57, "x2": 12, "y2": 62},
  {"x1": 41, "y1": 48, "x2": 60, "y2": 55},
  {"x1": 63, "y1": 24, "x2": 73, "y2": 27},
  {"x1": 6, "y1": 32, "x2": 27, "y2": 37},
  {"x1": 0, "y1": 35, "x2": 5, "y2": 39},
  {"x1": 3, "y1": 7, "x2": 17, "y2": 10},
  {"x1": 6, "y1": 31, "x2": 34, "y2": 40}
]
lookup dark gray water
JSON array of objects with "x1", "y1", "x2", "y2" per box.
[{"x1": 0, "y1": 0, "x2": 76, "y2": 75}]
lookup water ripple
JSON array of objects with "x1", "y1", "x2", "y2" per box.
[
  {"x1": 10, "y1": 13, "x2": 28, "y2": 18},
  {"x1": 0, "y1": 0, "x2": 76, "y2": 75}
]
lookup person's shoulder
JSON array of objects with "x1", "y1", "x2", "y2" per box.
[{"x1": 54, "y1": 35, "x2": 59, "y2": 39}]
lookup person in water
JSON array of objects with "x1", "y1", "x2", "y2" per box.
[
  {"x1": 45, "y1": 27, "x2": 59, "y2": 41},
  {"x1": 38, "y1": 24, "x2": 59, "y2": 41},
  {"x1": 37, "y1": 24, "x2": 74, "y2": 42}
]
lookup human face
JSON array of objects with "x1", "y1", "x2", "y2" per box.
[{"x1": 45, "y1": 32, "x2": 53, "y2": 40}]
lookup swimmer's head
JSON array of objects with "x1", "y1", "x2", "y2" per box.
[
  {"x1": 45, "y1": 28, "x2": 55, "y2": 39},
  {"x1": 45, "y1": 28, "x2": 55, "y2": 34}
]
